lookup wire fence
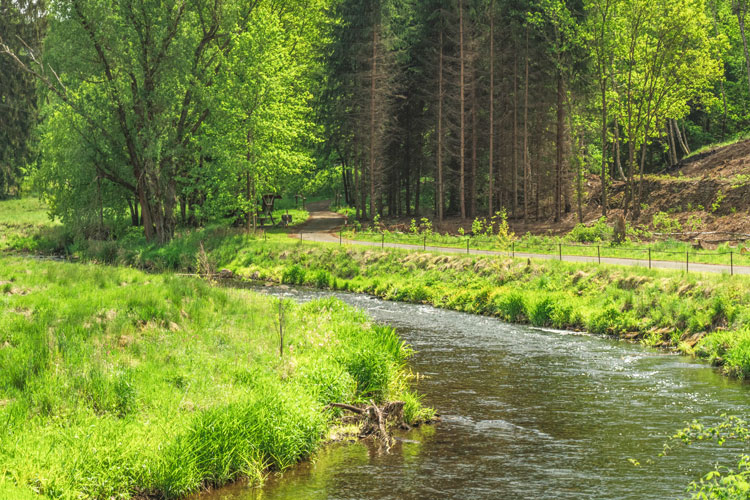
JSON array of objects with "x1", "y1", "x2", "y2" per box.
[{"x1": 290, "y1": 230, "x2": 750, "y2": 276}]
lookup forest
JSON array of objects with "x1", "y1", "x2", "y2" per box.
[
  {"x1": 5, "y1": 2, "x2": 750, "y2": 499},
  {"x1": 2, "y1": 0, "x2": 749, "y2": 243}
]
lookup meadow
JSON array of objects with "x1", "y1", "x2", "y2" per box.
[{"x1": 0, "y1": 256, "x2": 429, "y2": 499}]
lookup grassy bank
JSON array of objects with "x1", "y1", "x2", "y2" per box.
[
  {"x1": 0, "y1": 256, "x2": 429, "y2": 499},
  {"x1": 0, "y1": 197, "x2": 308, "y2": 258},
  {"x1": 340, "y1": 225, "x2": 750, "y2": 268},
  {"x1": 213, "y1": 242, "x2": 750, "y2": 378},
  {"x1": 5, "y1": 196, "x2": 750, "y2": 378}
]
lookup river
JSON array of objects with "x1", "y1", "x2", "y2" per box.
[{"x1": 201, "y1": 287, "x2": 749, "y2": 499}]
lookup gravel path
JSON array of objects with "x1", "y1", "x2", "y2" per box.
[{"x1": 291, "y1": 204, "x2": 749, "y2": 276}]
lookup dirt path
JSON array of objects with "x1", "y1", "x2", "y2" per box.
[
  {"x1": 296, "y1": 205, "x2": 750, "y2": 276},
  {"x1": 291, "y1": 200, "x2": 347, "y2": 234}
]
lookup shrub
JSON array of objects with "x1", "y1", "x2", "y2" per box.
[
  {"x1": 652, "y1": 211, "x2": 682, "y2": 233},
  {"x1": 567, "y1": 216, "x2": 612, "y2": 243},
  {"x1": 282, "y1": 264, "x2": 306, "y2": 285},
  {"x1": 313, "y1": 269, "x2": 332, "y2": 288}
]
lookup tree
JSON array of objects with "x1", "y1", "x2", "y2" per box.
[
  {"x1": 611, "y1": 0, "x2": 724, "y2": 215},
  {"x1": 0, "y1": 0, "x2": 45, "y2": 198}
]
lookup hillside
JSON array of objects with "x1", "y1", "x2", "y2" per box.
[{"x1": 503, "y1": 139, "x2": 750, "y2": 241}]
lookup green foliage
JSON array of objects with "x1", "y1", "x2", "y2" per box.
[
  {"x1": 712, "y1": 190, "x2": 726, "y2": 214},
  {"x1": 652, "y1": 211, "x2": 683, "y2": 233},
  {"x1": 657, "y1": 415, "x2": 750, "y2": 499},
  {"x1": 567, "y1": 216, "x2": 613, "y2": 243},
  {"x1": 282, "y1": 264, "x2": 307, "y2": 285},
  {"x1": 0, "y1": 1, "x2": 45, "y2": 198}
]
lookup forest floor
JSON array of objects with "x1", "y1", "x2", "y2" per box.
[{"x1": 365, "y1": 138, "x2": 750, "y2": 241}]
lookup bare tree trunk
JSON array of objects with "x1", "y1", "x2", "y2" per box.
[
  {"x1": 513, "y1": 49, "x2": 519, "y2": 218},
  {"x1": 459, "y1": 0, "x2": 467, "y2": 220},
  {"x1": 471, "y1": 71, "x2": 478, "y2": 219},
  {"x1": 415, "y1": 157, "x2": 421, "y2": 216},
  {"x1": 489, "y1": 1, "x2": 495, "y2": 217},
  {"x1": 555, "y1": 71, "x2": 564, "y2": 222},
  {"x1": 673, "y1": 119, "x2": 690, "y2": 155},
  {"x1": 667, "y1": 120, "x2": 678, "y2": 166},
  {"x1": 369, "y1": 23, "x2": 378, "y2": 221},
  {"x1": 437, "y1": 29, "x2": 445, "y2": 221},
  {"x1": 523, "y1": 28, "x2": 530, "y2": 224},
  {"x1": 577, "y1": 134, "x2": 585, "y2": 223},
  {"x1": 600, "y1": 79, "x2": 608, "y2": 217},
  {"x1": 614, "y1": 115, "x2": 625, "y2": 180}
]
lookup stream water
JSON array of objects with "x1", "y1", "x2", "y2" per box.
[{"x1": 202, "y1": 287, "x2": 749, "y2": 500}]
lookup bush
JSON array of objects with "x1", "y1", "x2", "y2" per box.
[
  {"x1": 528, "y1": 297, "x2": 555, "y2": 327},
  {"x1": 312, "y1": 269, "x2": 332, "y2": 288},
  {"x1": 567, "y1": 216, "x2": 612, "y2": 243},
  {"x1": 282, "y1": 264, "x2": 306, "y2": 285},
  {"x1": 652, "y1": 211, "x2": 682, "y2": 233}
]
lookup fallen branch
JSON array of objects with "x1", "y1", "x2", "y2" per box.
[
  {"x1": 652, "y1": 231, "x2": 750, "y2": 240},
  {"x1": 324, "y1": 402, "x2": 365, "y2": 414}
]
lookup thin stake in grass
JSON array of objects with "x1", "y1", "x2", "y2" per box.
[{"x1": 278, "y1": 300, "x2": 285, "y2": 358}]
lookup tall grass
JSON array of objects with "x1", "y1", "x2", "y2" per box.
[{"x1": 0, "y1": 257, "x2": 429, "y2": 499}]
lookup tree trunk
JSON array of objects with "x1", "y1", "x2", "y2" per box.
[
  {"x1": 577, "y1": 134, "x2": 584, "y2": 223},
  {"x1": 437, "y1": 29, "x2": 445, "y2": 221},
  {"x1": 369, "y1": 23, "x2": 378, "y2": 221},
  {"x1": 471, "y1": 71, "x2": 478, "y2": 219},
  {"x1": 523, "y1": 28, "x2": 530, "y2": 224},
  {"x1": 600, "y1": 80, "x2": 608, "y2": 217},
  {"x1": 513, "y1": 49, "x2": 519, "y2": 218},
  {"x1": 614, "y1": 115, "x2": 625, "y2": 180},
  {"x1": 667, "y1": 120, "x2": 678, "y2": 166},
  {"x1": 673, "y1": 119, "x2": 690, "y2": 156},
  {"x1": 555, "y1": 70, "x2": 564, "y2": 223},
  {"x1": 488, "y1": 1, "x2": 495, "y2": 217},
  {"x1": 459, "y1": 0, "x2": 466, "y2": 220},
  {"x1": 405, "y1": 109, "x2": 412, "y2": 216},
  {"x1": 415, "y1": 157, "x2": 421, "y2": 216}
]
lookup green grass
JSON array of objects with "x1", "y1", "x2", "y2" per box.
[
  {"x1": 0, "y1": 256, "x2": 429, "y2": 499},
  {"x1": 209, "y1": 241, "x2": 750, "y2": 379},
  {"x1": 5, "y1": 196, "x2": 750, "y2": 379},
  {"x1": 341, "y1": 229, "x2": 750, "y2": 268},
  {"x1": 0, "y1": 197, "x2": 308, "y2": 258},
  {"x1": 683, "y1": 131, "x2": 750, "y2": 160},
  {"x1": 0, "y1": 198, "x2": 62, "y2": 253}
]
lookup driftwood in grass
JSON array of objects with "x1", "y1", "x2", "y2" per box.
[{"x1": 325, "y1": 400, "x2": 406, "y2": 450}]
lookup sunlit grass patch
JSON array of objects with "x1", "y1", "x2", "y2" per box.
[{"x1": 0, "y1": 256, "x2": 428, "y2": 498}]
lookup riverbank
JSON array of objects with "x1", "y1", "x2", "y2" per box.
[
  {"x1": 0, "y1": 256, "x2": 430, "y2": 499},
  {"x1": 4, "y1": 198, "x2": 750, "y2": 378},
  {"x1": 218, "y1": 242, "x2": 750, "y2": 378}
]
